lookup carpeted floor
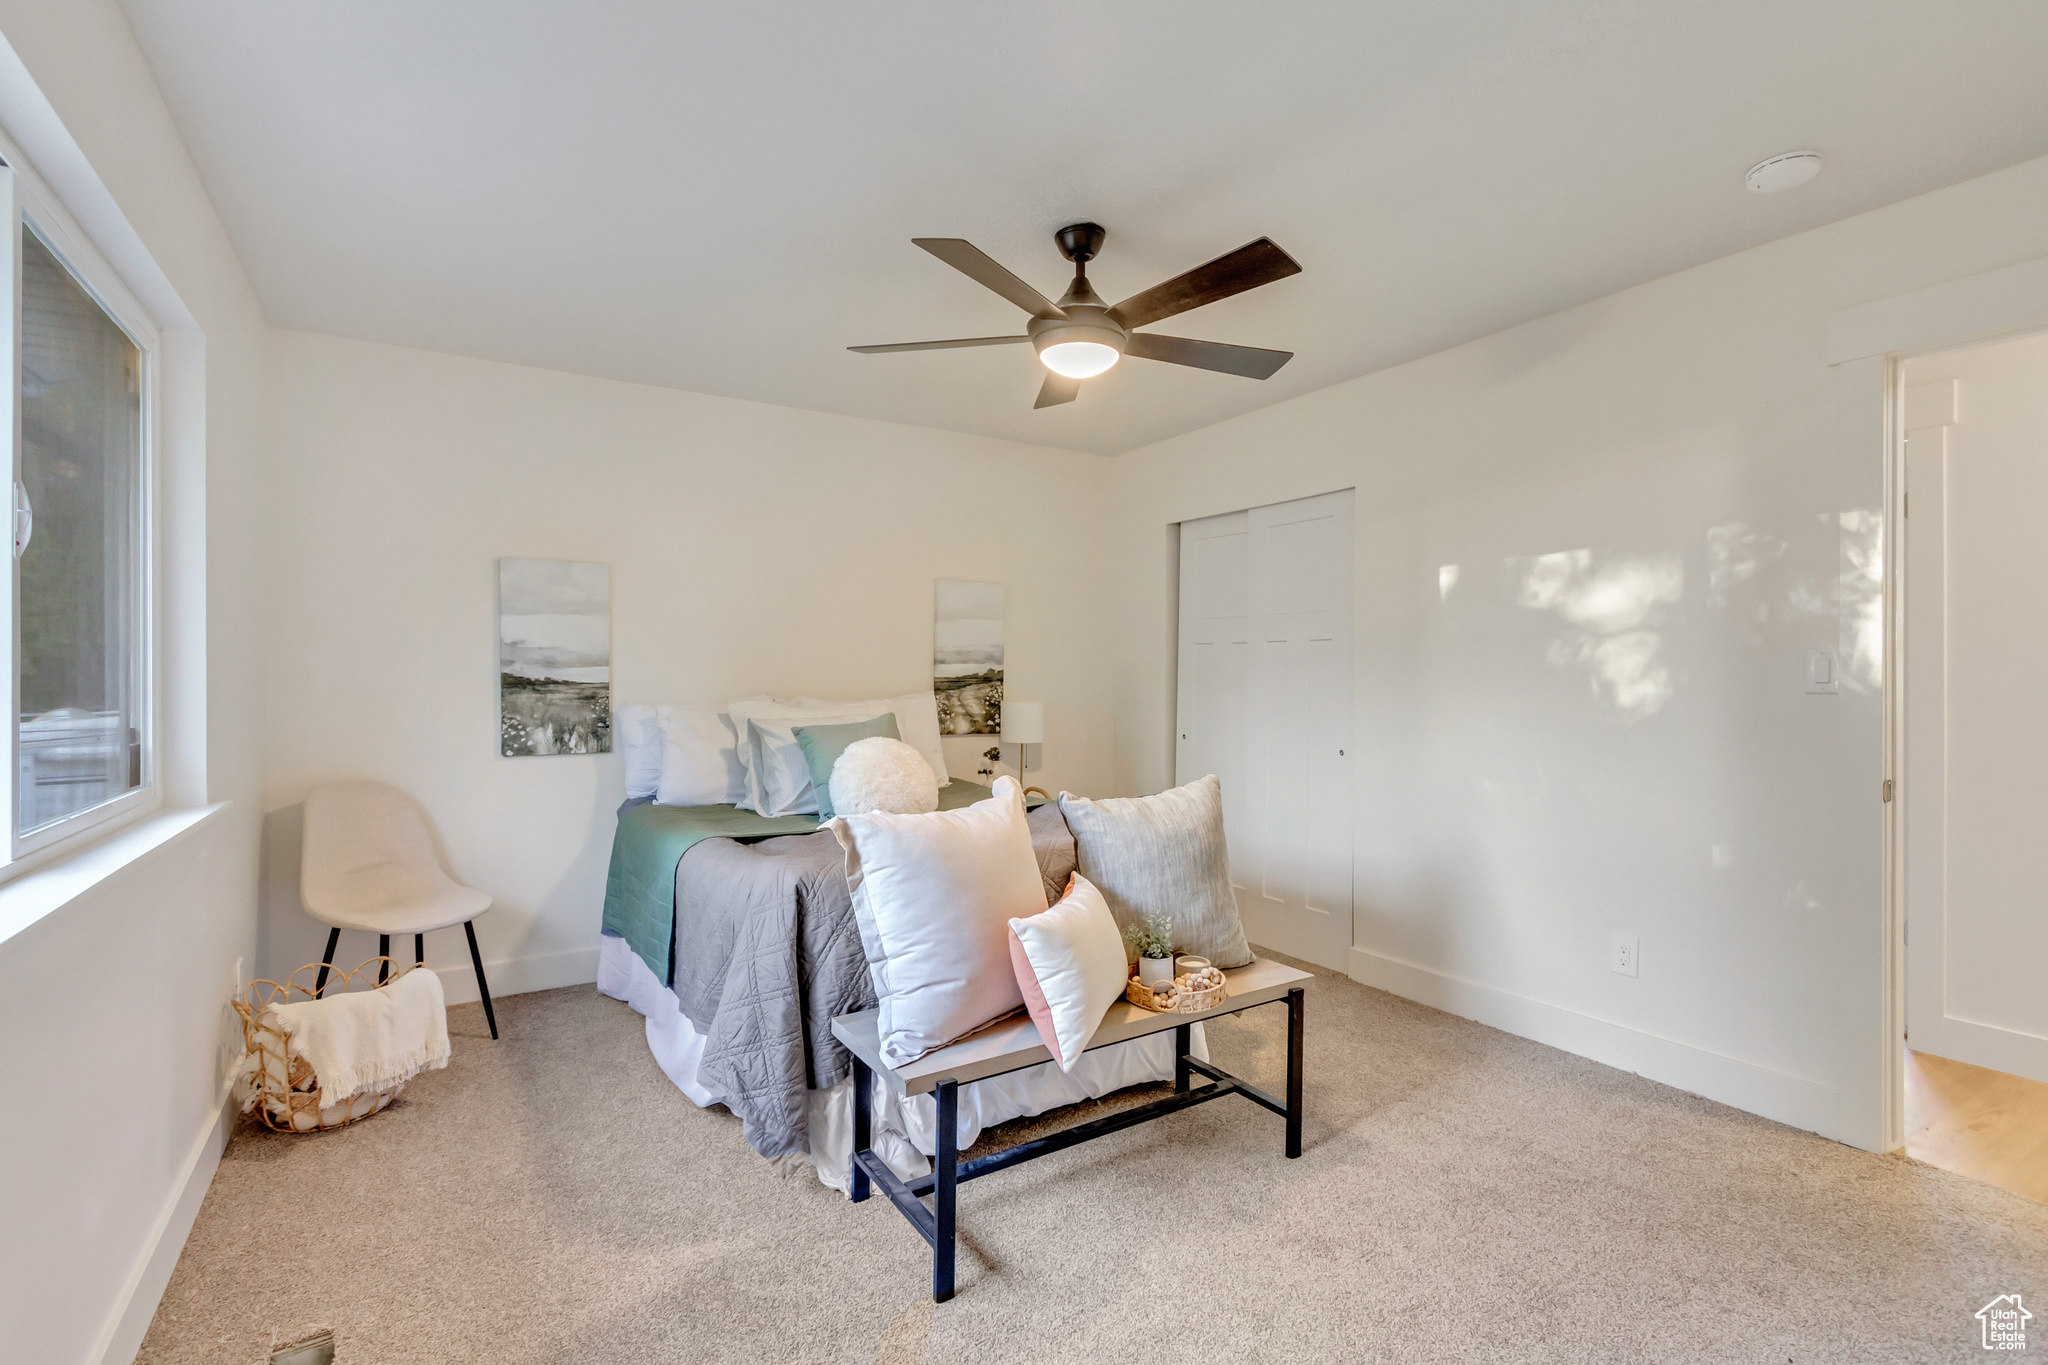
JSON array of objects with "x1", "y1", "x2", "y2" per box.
[{"x1": 139, "y1": 958, "x2": 2047, "y2": 1364}]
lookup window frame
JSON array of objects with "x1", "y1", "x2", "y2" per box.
[{"x1": 0, "y1": 154, "x2": 162, "y2": 863}]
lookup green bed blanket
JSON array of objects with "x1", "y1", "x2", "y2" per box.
[{"x1": 601, "y1": 778, "x2": 998, "y2": 982}]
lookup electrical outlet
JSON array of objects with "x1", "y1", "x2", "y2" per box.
[{"x1": 1610, "y1": 935, "x2": 1639, "y2": 977}]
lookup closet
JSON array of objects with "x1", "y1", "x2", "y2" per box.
[{"x1": 1176, "y1": 488, "x2": 1355, "y2": 970}]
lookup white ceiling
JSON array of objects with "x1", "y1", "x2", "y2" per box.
[{"x1": 119, "y1": 1, "x2": 2048, "y2": 455}]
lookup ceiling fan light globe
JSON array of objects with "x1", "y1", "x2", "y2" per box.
[{"x1": 1039, "y1": 341, "x2": 1120, "y2": 379}]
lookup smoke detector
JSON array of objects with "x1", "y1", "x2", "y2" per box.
[{"x1": 1745, "y1": 151, "x2": 1823, "y2": 193}]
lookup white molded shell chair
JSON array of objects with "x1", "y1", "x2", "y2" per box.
[{"x1": 301, "y1": 779, "x2": 498, "y2": 1038}]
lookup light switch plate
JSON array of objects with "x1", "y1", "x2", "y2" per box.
[{"x1": 1805, "y1": 648, "x2": 1839, "y2": 694}]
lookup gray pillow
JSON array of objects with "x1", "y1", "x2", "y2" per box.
[
  {"x1": 1026, "y1": 801, "x2": 1077, "y2": 909},
  {"x1": 793, "y1": 714, "x2": 900, "y2": 819},
  {"x1": 1055, "y1": 774, "x2": 1252, "y2": 968}
]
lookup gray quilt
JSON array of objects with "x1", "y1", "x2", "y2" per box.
[{"x1": 671, "y1": 803, "x2": 1076, "y2": 1159}]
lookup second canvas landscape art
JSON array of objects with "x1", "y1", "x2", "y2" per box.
[{"x1": 933, "y1": 579, "x2": 1003, "y2": 735}]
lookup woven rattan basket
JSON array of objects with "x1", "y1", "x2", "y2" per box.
[
  {"x1": 1124, "y1": 969, "x2": 1228, "y2": 1014},
  {"x1": 233, "y1": 958, "x2": 416, "y2": 1133}
]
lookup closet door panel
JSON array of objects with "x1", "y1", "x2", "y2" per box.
[
  {"x1": 1177, "y1": 512, "x2": 1251, "y2": 896},
  {"x1": 1244, "y1": 489, "x2": 1354, "y2": 969}
]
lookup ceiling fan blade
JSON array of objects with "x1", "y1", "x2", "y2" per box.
[
  {"x1": 1034, "y1": 372, "x2": 1080, "y2": 408},
  {"x1": 913, "y1": 239, "x2": 1069, "y2": 321},
  {"x1": 1123, "y1": 332, "x2": 1293, "y2": 380},
  {"x1": 848, "y1": 336, "x2": 1030, "y2": 354},
  {"x1": 1107, "y1": 237, "x2": 1302, "y2": 331}
]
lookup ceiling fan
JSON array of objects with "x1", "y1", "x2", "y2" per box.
[{"x1": 850, "y1": 222, "x2": 1301, "y2": 409}]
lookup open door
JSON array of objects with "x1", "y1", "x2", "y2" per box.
[{"x1": 1901, "y1": 345, "x2": 2048, "y2": 1086}]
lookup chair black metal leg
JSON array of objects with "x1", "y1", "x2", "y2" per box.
[
  {"x1": 851, "y1": 1056, "x2": 872, "y2": 1203},
  {"x1": 1174, "y1": 1022, "x2": 1192, "y2": 1094},
  {"x1": 933, "y1": 1080, "x2": 958, "y2": 1303},
  {"x1": 378, "y1": 934, "x2": 390, "y2": 984},
  {"x1": 463, "y1": 920, "x2": 499, "y2": 1039},
  {"x1": 1285, "y1": 986, "x2": 1305, "y2": 1159},
  {"x1": 313, "y1": 927, "x2": 341, "y2": 998},
  {"x1": 414, "y1": 934, "x2": 425, "y2": 965}
]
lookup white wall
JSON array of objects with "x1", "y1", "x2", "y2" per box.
[
  {"x1": 1106, "y1": 153, "x2": 2048, "y2": 1154},
  {"x1": 1899, "y1": 332, "x2": 2048, "y2": 1083},
  {"x1": 0, "y1": 3, "x2": 269, "y2": 1364},
  {"x1": 257, "y1": 332, "x2": 1114, "y2": 993}
]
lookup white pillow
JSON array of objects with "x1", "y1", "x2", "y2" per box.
[
  {"x1": 616, "y1": 703, "x2": 670, "y2": 799},
  {"x1": 654, "y1": 706, "x2": 747, "y2": 807},
  {"x1": 830, "y1": 737, "x2": 939, "y2": 817},
  {"x1": 829, "y1": 777, "x2": 1046, "y2": 1067},
  {"x1": 1008, "y1": 873, "x2": 1129, "y2": 1071},
  {"x1": 725, "y1": 697, "x2": 826, "y2": 810},
  {"x1": 796, "y1": 693, "x2": 950, "y2": 786},
  {"x1": 741, "y1": 708, "x2": 892, "y2": 816}
]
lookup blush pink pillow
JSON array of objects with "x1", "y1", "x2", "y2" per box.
[{"x1": 1007, "y1": 872, "x2": 1130, "y2": 1070}]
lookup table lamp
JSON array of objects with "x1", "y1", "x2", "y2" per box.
[{"x1": 1001, "y1": 702, "x2": 1044, "y2": 788}]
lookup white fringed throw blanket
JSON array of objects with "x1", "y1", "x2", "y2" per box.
[{"x1": 270, "y1": 967, "x2": 451, "y2": 1107}]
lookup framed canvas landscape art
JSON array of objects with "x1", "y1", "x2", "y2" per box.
[
  {"x1": 934, "y1": 578, "x2": 1003, "y2": 735},
  {"x1": 499, "y1": 558, "x2": 611, "y2": 756}
]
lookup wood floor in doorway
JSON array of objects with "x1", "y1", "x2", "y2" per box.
[{"x1": 1906, "y1": 1048, "x2": 2048, "y2": 1203}]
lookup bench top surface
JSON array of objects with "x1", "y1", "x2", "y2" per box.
[{"x1": 830, "y1": 957, "x2": 1312, "y2": 1095}]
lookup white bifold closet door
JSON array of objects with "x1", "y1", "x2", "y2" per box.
[{"x1": 1177, "y1": 489, "x2": 1354, "y2": 970}]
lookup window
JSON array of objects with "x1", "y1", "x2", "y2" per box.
[{"x1": 1, "y1": 160, "x2": 158, "y2": 858}]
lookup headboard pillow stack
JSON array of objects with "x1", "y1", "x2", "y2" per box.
[{"x1": 621, "y1": 693, "x2": 951, "y2": 816}]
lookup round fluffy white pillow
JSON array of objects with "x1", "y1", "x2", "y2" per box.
[{"x1": 830, "y1": 737, "x2": 939, "y2": 817}]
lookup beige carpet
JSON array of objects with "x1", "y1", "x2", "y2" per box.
[{"x1": 139, "y1": 959, "x2": 2047, "y2": 1364}]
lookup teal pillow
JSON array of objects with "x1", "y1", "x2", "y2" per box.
[{"x1": 793, "y1": 714, "x2": 901, "y2": 819}]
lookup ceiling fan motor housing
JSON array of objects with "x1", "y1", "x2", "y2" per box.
[
  {"x1": 1027, "y1": 309, "x2": 1126, "y2": 359},
  {"x1": 1033, "y1": 221, "x2": 1126, "y2": 373}
]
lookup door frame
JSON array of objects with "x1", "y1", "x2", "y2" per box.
[{"x1": 1829, "y1": 254, "x2": 2048, "y2": 1153}]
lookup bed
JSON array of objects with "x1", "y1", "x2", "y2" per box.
[{"x1": 597, "y1": 779, "x2": 1199, "y2": 1192}]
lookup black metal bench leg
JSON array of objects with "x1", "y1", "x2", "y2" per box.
[
  {"x1": 313, "y1": 927, "x2": 341, "y2": 998},
  {"x1": 933, "y1": 1079, "x2": 958, "y2": 1303},
  {"x1": 1174, "y1": 1022, "x2": 1191, "y2": 1094},
  {"x1": 464, "y1": 920, "x2": 499, "y2": 1039},
  {"x1": 850, "y1": 1056, "x2": 872, "y2": 1203},
  {"x1": 378, "y1": 934, "x2": 390, "y2": 984},
  {"x1": 1285, "y1": 986, "x2": 1305, "y2": 1159}
]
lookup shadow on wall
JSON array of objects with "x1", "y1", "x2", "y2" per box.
[{"x1": 256, "y1": 804, "x2": 312, "y2": 986}]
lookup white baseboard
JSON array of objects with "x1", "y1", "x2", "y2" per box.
[
  {"x1": 91, "y1": 1076, "x2": 236, "y2": 1365},
  {"x1": 432, "y1": 944, "x2": 598, "y2": 1006},
  {"x1": 1347, "y1": 947, "x2": 1840, "y2": 1140}
]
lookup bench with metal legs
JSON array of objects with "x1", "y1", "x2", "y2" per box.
[{"x1": 833, "y1": 959, "x2": 1310, "y2": 1302}]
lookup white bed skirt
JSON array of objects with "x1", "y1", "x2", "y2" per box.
[{"x1": 596, "y1": 931, "x2": 1204, "y2": 1194}]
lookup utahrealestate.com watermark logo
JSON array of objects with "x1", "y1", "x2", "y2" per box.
[{"x1": 1978, "y1": 1295, "x2": 2032, "y2": 1352}]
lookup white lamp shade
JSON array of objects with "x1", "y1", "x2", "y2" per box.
[{"x1": 1001, "y1": 701, "x2": 1044, "y2": 746}]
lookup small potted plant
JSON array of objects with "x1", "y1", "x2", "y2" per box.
[{"x1": 1125, "y1": 912, "x2": 1176, "y2": 989}]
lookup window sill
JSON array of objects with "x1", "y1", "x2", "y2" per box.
[{"x1": 0, "y1": 802, "x2": 228, "y2": 949}]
